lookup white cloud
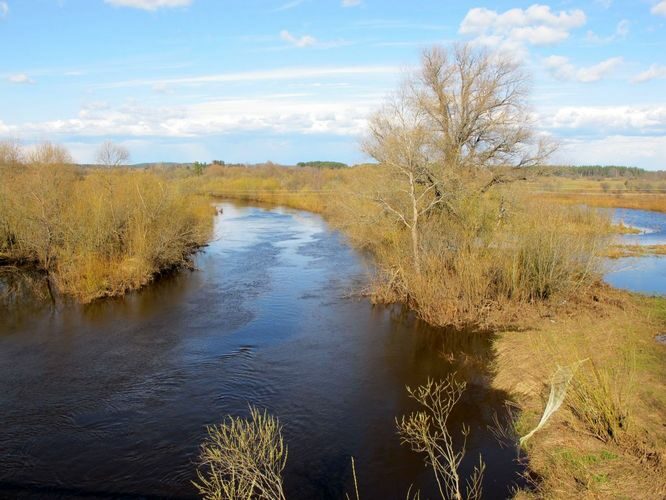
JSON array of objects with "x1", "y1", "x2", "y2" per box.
[
  {"x1": 651, "y1": 1, "x2": 666, "y2": 17},
  {"x1": 631, "y1": 64, "x2": 666, "y2": 84},
  {"x1": 557, "y1": 135, "x2": 666, "y2": 169},
  {"x1": 0, "y1": 2, "x2": 8, "y2": 18},
  {"x1": 546, "y1": 105, "x2": 666, "y2": 134},
  {"x1": 2, "y1": 94, "x2": 385, "y2": 139},
  {"x1": 544, "y1": 56, "x2": 622, "y2": 82},
  {"x1": 6, "y1": 73, "x2": 35, "y2": 84},
  {"x1": 104, "y1": 0, "x2": 192, "y2": 11},
  {"x1": 586, "y1": 19, "x2": 629, "y2": 44},
  {"x1": 576, "y1": 57, "x2": 623, "y2": 82},
  {"x1": 274, "y1": 0, "x2": 304, "y2": 12},
  {"x1": 595, "y1": 0, "x2": 612, "y2": 8},
  {"x1": 279, "y1": 30, "x2": 317, "y2": 47},
  {"x1": 342, "y1": 0, "x2": 361, "y2": 7},
  {"x1": 98, "y1": 65, "x2": 400, "y2": 89},
  {"x1": 459, "y1": 4, "x2": 586, "y2": 50}
]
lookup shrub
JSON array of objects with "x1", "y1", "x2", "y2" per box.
[{"x1": 194, "y1": 407, "x2": 287, "y2": 500}]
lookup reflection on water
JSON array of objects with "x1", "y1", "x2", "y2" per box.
[
  {"x1": 0, "y1": 202, "x2": 521, "y2": 499},
  {"x1": 604, "y1": 208, "x2": 666, "y2": 295}
]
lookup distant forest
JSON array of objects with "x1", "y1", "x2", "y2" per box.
[
  {"x1": 529, "y1": 165, "x2": 666, "y2": 179},
  {"x1": 296, "y1": 161, "x2": 349, "y2": 169},
  {"x1": 76, "y1": 161, "x2": 664, "y2": 179}
]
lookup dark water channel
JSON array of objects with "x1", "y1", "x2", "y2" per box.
[{"x1": 0, "y1": 202, "x2": 522, "y2": 499}]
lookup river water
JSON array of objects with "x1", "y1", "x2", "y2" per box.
[
  {"x1": 0, "y1": 202, "x2": 521, "y2": 499},
  {"x1": 605, "y1": 208, "x2": 666, "y2": 295}
]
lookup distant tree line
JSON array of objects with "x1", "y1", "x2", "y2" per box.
[
  {"x1": 296, "y1": 161, "x2": 348, "y2": 169},
  {"x1": 536, "y1": 165, "x2": 650, "y2": 178}
]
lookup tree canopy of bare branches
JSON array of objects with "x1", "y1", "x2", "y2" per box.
[
  {"x1": 28, "y1": 141, "x2": 74, "y2": 166},
  {"x1": 0, "y1": 138, "x2": 24, "y2": 167},
  {"x1": 363, "y1": 43, "x2": 554, "y2": 273},
  {"x1": 413, "y1": 44, "x2": 552, "y2": 173},
  {"x1": 96, "y1": 141, "x2": 130, "y2": 167}
]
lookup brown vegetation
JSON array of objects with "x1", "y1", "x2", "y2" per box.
[
  {"x1": 494, "y1": 291, "x2": 666, "y2": 499},
  {"x1": 603, "y1": 244, "x2": 666, "y2": 258},
  {"x1": 537, "y1": 192, "x2": 666, "y2": 213},
  {"x1": 0, "y1": 141, "x2": 213, "y2": 303},
  {"x1": 397, "y1": 376, "x2": 485, "y2": 500},
  {"x1": 194, "y1": 407, "x2": 287, "y2": 500}
]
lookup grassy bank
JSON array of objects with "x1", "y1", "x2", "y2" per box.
[
  {"x1": 0, "y1": 143, "x2": 213, "y2": 303},
  {"x1": 493, "y1": 290, "x2": 666, "y2": 498}
]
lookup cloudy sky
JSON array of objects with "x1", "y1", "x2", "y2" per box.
[{"x1": 1, "y1": 0, "x2": 665, "y2": 169}]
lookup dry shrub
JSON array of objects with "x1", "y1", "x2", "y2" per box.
[
  {"x1": 397, "y1": 376, "x2": 485, "y2": 500},
  {"x1": 0, "y1": 142, "x2": 213, "y2": 302},
  {"x1": 194, "y1": 407, "x2": 287, "y2": 500},
  {"x1": 355, "y1": 190, "x2": 610, "y2": 328},
  {"x1": 495, "y1": 202, "x2": 608, "y2": 303}
]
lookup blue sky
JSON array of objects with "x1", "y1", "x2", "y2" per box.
[{"x1": 1, "y1": 0, "x2": 665, "y2": 169}]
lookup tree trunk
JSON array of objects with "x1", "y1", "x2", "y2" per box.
[
  {"x1": 411, "y1": 220, "x2": 420, "y2": 275},
  {"x1": 409, "y1": 173, "x2": 421, "y2": 275}
]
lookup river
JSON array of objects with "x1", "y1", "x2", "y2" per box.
[
  {"x1": 605, "y1": 207, "x2": 666, "y2": 295},
  {"x1": 0, "y1": 202, "x2": 521, "y2": 499}
]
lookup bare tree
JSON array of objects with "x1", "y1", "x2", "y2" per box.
[
  {"x1": 397, "y1": 376, "x2": 485, "y2": 500},
  {"x1": 0, "y1": 138, "x2": 24, "y2": 167},
  {"x1": 28, "y1": 141, "x2": 73, "y2": 165},
  {"x1": 96, "y1": 141, "x2": 130, "y2": 167},
  {"x1": 363, "y1": 43, "x2": 554, "y2": 273},
  {"x1": 363, "y1": 90, "x2": 441, "y2": 274},
  {"x1": 412, "y1": 44, "x2": 552, "y2": 175}
]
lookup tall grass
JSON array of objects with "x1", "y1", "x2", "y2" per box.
[{"x1": 0, "y1": 142, "x2": 213, "y2": 302}]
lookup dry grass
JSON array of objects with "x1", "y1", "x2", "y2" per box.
[
  {"x1": 522, "y1": 175, "x2": 666, "y2": 212},
  {"x1": 493, "y1": 291, "x2": 666, "y2": 499},
  {"x1": 536, "y1": 192, "x2": 666, "y2": 213},
  {"x1": 348, "y1": 193, "x2": 610, "y2": 328}
]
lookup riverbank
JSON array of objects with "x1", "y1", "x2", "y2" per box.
[{"x1": 493, "y1": 288, "x2": 666, "y2": 498}]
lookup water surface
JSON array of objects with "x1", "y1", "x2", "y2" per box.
[
  {"x1": 0, "y1": 202, "x2": 520, "y2": 499},
  {"x1": 605, "y1": 208, "x2": 666, "y2": 295}
]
